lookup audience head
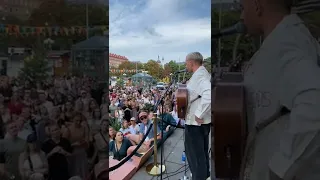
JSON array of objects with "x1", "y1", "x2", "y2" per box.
[
  {"x1": 114, "y1": 131, "x2": 124, "y2": 142},
  {"x1": 100, "y1": 119, "x2": 108, "y2": 133},
  {"x1": 26, "y1": 133, "x2": 39, "y2": 152},
  {"x1": 139, "y1": 111, "x2": 148, "y2": 124},
  {"x1": 109, "y1": 126, "x2": 116, "y2": 139},
  {"x1": 122, "y1": 120, "x2": 129, "y2": 129},
  {"x1": 47, "y1": 123, "x2": 61, "y2": 139},
  {"x1": 130, "y1": 117, "x2": 136, "y2": 125},
  {"x1": 5, "y1": 120, "x2": 19, "y2": 137}
]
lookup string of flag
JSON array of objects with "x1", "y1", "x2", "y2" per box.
[
  {"x1": 0, "y1": 24, "x2": 108, "y2": 36},
  {"x1": 110, "y1": 69, "x2": 139, "y2": 73}
]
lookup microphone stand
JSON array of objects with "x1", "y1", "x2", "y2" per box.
[{"x1": 145, "y1": 74, "x2": 176, "y2": 178}]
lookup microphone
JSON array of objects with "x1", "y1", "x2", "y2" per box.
[
  {"x1": 174, "y1": 69, "x2": 187, "y2": 74},
  {"x1": 212, "y1": 21, "x2": 247, "y2": 38}
]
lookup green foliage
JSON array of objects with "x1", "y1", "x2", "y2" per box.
[
  {"x1": 113, "y1": 57, "x2": 212, "y2": 82},
  {"x1": 141, "y1": 103, "x2": 155, "y2": 112},
  {"x1": 212, "y1": 9, "x2": 256, "y2": 65},
  {"x1": 144, "y1": 60, "x2": 163, "y2": 80},
  {"x1": 300, "y1": 12, "x2": 320, "y2": 38},
  {"x1": 116, "y1": 78, "x2": 125, "y2": 87},
  {"x1": 204, "y1": 57, "x2": 211, "y2": 73},
  {"x1": 109, "y1": 118, "x2": 121, "y2": 131},
  {"x1": 28, "y1": 1, "x2": 108, "y2": 26},
  {"x1": 18, "y1": 44, "x2": 50, "y2": 82}
]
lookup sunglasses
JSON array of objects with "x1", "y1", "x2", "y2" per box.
[{"x1": 140, "y1": 116, "x2": 147, "y2": 120}]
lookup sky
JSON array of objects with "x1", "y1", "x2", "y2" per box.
[
  {"x1": 212, "y1": 0, "x2": 239, "y2": 3},
  {"x1": 109, "y1": 0, "x2": 211, "y2": 63}
]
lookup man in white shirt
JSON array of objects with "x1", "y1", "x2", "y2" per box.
[
  {"x1": 184, "y1": 52, "x2": 211, "y2": 180},
  {"x1": 240, "y1": 0, "x2": 320, "y2": 180}
]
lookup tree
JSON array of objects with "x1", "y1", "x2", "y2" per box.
[
  {"x1": 116, "y1": 78, "x2": 124, "y2": 87},
  {"x1": 28, "y1": 1, "x2": 108, "y2": 26},
  {"x1": 118, "y1": 61, "x2": 143, "y2": 71},
  {"x1": 301, "y1": 12, "x2": 320, "y2": 38},
  {"x1": 162, "y1": 60, "x2": 180, "y2": 77},
  {"x1": 204, "y1": 57, "x2": 211, "y2": 73},
  {"x1": 212, "y1": 9, "x2": 256, "y2": 65},
  {"x1": 18, "y1": 43, "x2": 50, "y2": 82},
  {"x1": 144, "y1": 60, "x2": 164, "y2": 80}
]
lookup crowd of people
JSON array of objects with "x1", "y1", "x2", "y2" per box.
[
  {"x1": 0, "y1": 75, "x2": 181, "y2": 180},
  {"x1": 108, "y1": 86, "x2": 181, "y2": 163}
]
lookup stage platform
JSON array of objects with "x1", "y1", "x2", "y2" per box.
[{"x1": 131, "y1": 128, "x2": 213, "y2": 180}]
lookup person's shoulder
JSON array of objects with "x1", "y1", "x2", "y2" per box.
[
  {"x1": 123, "y1": 138, "x2": 130, "y2": 143},
  {"x1": 109, "y1": 140, "x2": 115, "y2": 146}
]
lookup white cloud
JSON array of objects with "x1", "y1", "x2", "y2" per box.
[{"x1": 109, "y1": 0, "x2": 211, "y2": 63}]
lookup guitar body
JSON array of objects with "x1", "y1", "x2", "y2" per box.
[
  {"x1": 176, "y1": 84, "x2": 188, "y2": 119},
  {"x1": 212, "y1": 72, "x2": 247, "y2": 179}
]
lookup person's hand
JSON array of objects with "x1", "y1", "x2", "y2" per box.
[
  {"x1": 52, "y1": 146, "x2": 61, "y2": 153},
  {"x1": 165, "y1": 125, "x2": 170, "y2": 132},
  {"x1": 195, "y1": 116, "x2": 204, "y2": 125}
]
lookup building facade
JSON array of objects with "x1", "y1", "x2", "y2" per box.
[{"x1": 109, "y1": 53, "x2": 128, "y2": 68}]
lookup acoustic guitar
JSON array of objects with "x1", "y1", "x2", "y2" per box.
[
  {"x1": 175, "y1": 83, "x2": 188, "y2": 119},
  {"x1": 213, "y1": 72, "x2": 247, "y2": 179}
]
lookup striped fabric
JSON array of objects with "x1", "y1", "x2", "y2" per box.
[{"x1": 291, "y1": 0, "x2": 320, "y2": 14}]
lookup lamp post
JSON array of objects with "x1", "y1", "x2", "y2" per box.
[
  {"x1": 86, "y1": 0, "x2": 89, "y2": 39},
  {"x1": 217, "y1": 0, "x2": 222, "y2": 74},
  {"x1": 157, "y1": 55, "x2": 161, "y2": 81}
]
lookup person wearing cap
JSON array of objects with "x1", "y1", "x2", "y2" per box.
[
  {"x1": 19, "y1": 133, "x2": 48, "y2": 180},
  {"x1": 127, "y1": 111, "x2": 161, "y2": 155},
  {"x1": 129, "y1": 117, "x2": 139, "y2": 134}
]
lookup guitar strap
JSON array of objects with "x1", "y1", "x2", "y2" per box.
[
  {"x1": 239, "y1": 107, "x2": 290, "y2": 180},
  {"x1": 181, "y1": 94, "x2": 202, "y2": 122}
]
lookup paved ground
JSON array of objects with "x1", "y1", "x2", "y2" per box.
[{"x1": 131, "y1": 128, "x2": 212, "y2": 180}]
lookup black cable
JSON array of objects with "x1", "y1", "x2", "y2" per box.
[
  {"x1": 183, "y1": 125, "x2": 187, "y2": 178},
  {"x1": 165, "y1": 164, "x2": 189, "y2": 174},
  {"x1": 162, "y1": 166, "x2": 190, "y2": 179}
]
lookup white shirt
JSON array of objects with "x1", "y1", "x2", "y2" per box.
[
  {"x1": 243, "y1": 14, "x2": 320, "y2": 180},
  {"x1": 185, "y1": 66, "x2": 211, "y2": 125},
  {"x1": 129, "y1": 124, "x2": 140, "y2": 134}
]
